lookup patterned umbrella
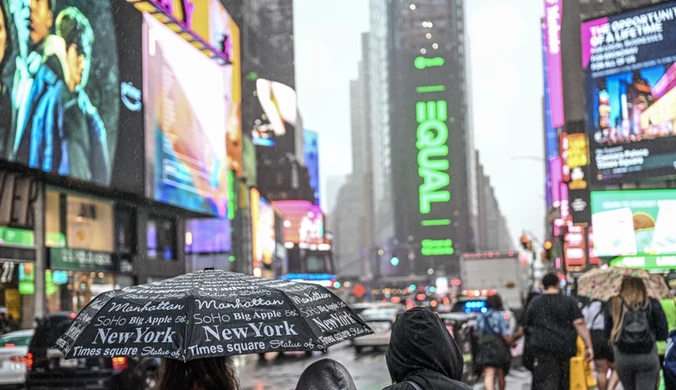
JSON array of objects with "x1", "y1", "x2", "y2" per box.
[{"x1": 577, "y1": 267, "x2": 671, "y2": 301}]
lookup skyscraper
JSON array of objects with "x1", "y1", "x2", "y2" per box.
[{"x1": 387, "y1": 0, "x2": 472, "y2": 277}]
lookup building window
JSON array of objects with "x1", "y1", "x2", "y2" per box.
[{"x1": 147, "y1": 215, "x2": 177, "y2": 261}]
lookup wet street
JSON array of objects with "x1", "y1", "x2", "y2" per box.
[{"x1": 236, "y1": 344, "x2": 532, "y2": 389}]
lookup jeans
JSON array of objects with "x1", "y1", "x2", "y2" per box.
[
  {"x1": 613, "y1": 346, "x2": 661, "y2": 390},
  {"x1": 531, "y1": 352, "x2": 570, "y2": 390}
]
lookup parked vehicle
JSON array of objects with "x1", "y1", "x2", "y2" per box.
[
  {"x1": 0, "y1": 329, "x2": 33, "y2": 388},
  {"x1": 25, "y1": 312, "x2": 159, "y2": 390},
  {"x1": 353, "y1": 307, "x2": 405, "y2": 354}
]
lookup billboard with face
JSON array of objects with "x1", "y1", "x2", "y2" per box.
[{"x1": 0, "y1": 0, "x2": 145, "y2": 192}]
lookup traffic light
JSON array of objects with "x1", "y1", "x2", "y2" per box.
[
  {"x1": 520, "y1": 234, "x2": 533, "y2": 251},
  {"x1": 390, "y1": 257, "x2": 400, "y2": 266},
  {"x1": 543, "y1": 240, "x2": 553, "y2": 262}
]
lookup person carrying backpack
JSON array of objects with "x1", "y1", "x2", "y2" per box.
[{"x1": 605, "y1": 276, "x2": 668, "y2": 390}]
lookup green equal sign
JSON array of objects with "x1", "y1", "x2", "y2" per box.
[
  {"x1": 414, "y1": 56, "x2": 445, "y2": 70},
  {"x1": 416, "y1": 85, "x2": 446, "y2": 93}
]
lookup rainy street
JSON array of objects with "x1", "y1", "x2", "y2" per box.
[{"x1": 236, "y1": 345, "x2": 532, "y2": 390}]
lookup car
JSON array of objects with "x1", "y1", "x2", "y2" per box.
[
  {"x1": 25, "y1": 312, "x2": 159, "y2": 390},
  {"x1": 0, "y1": 329, "x2": 34, "y2": 388},
  {"x1": 353, "y1": 307, "x2": 405, "y2": 354}
]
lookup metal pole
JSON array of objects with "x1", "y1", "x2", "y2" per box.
[{"x1": 33, "y1": 184, "x2": 46, "y2": 320}]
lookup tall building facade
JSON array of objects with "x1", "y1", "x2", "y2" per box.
[
  {"x1": 368, "y1": 0, "x2": 396, "y2": 255},
  {"x1": 476, "y1": 152, "x2": 514, "y2": 251},
  {"x1": 333, "y1": 34, "x2": 375, "y2": 279},
  {"x1": 387, "y1": 0, "x2": 472, "y2": 277}
]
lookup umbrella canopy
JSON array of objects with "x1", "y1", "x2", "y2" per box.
[
  {"x1": 577, "y1": 266, "x2": 672, "y2": 301},
  {"x1": 56, "y1": 270, "x2": 373, "y2": 362}
]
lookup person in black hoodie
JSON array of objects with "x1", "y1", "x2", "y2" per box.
[
  {"x1": 383, "y1": 307, "x2": 472, "y2": 390},
  {"x1": 295, "y1": 359, "x2": 357, "y2": 390}
]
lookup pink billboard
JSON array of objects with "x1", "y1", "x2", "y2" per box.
[
  {"x1": 543, "y1": 0, "x2": 565, "y2": 128},
  {"x1": 272, "y1": 200, "x2": 324, "y2": 245}
]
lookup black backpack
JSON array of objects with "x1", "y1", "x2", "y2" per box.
[{"x1": 616, "y1": 297, "x2": 655, "y2": 354}]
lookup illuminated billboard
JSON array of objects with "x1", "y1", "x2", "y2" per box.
[
  {"x1": 303, "y1": 130, "x2": 320, "y2": 205},
  {"x1": 250, "y1": 188, "x2": 275, "y2": 272},
  {"x1": 272, "y1": 200, "x2": 324, "y2": 246},
  {"x1": 250, "y1": 79, "x2": 298, "y2": 149},
  {"x1": 185, "y1": 218, "x2": 232, "y2": 254},
  {"x1": 389, "y1": 0, "x2": 462, "y2": 274},
  {"x1": 591, "y1": 189, "x2": 676, "y2": 266},
  {"x1": 0, "y1": 1, "x2": 144, "y2": 192},
  {"x1": 143, "y1": 12, "x2": 229, "y2": 216},
  {"x1": 582, "y1": 2, "x2": 676, "y2": 182}
]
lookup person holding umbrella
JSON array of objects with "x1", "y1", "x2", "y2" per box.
[
  {"x1": 156, "y1": 356, "x2": 239, "y2": 390},
  {"x1": 54, "y1": 269, "x2": 373, "y2": 389}
]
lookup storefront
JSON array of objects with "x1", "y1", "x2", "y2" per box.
[
  {"x1": 0, "y1": 171, "x2": 40, "y2": 328},
  {"x1": 39, "y1": 190, "x2": 135, "y2": 313}
]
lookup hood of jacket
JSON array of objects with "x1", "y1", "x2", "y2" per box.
[
  {"x1": 386, "y1": 307, "x2": 465, "y2": 384},
  {"x1": 295, "y1": 358, "x2": 357, "y2": 390}
]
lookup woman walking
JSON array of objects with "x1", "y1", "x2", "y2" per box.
[
  {"x1": 605, "y1": 276, "x2": 668, "y2": 390},
  {"x1": 474, "y1": 294, "x2": 513, "y2": 390}
]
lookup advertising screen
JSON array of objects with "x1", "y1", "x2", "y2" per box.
[
  {"x1": 591, "y1": 190, "x2": 676, "y2": 264},
  {"x1": 142, "y1": 13, "x2": 230, "y2": 216},
  {"x1": 185, "y1": 218, "x2": 232, "y2": 254},
  {"x1": 543, "y1": 0, "x2": 564, "y2": 128},
  {"x1": 250, "y1": 189, "x2": 275, "y2": 270},
  {"x1": 0, "y1": 0, "x2": 144, "y2": 191},
  {"x1": 303, "y1": 130, "x2": 320, "y2": 205},
  {"x1": 250, "y1": 79, "x2": 298, "y2": 149},
  {"x1": 272, "y1": 200, "x2": 324, "y2": 245},
  {"x1": 582, "y1": 3, "x2": 676, "y2": 182}
]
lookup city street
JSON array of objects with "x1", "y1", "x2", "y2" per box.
[{"x1": 237, "y1": 345, "x2": 532, "y2": 389}]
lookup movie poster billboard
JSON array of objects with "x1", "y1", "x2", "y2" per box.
[
  {"x1": 582, "y1": 2, "x2": 676, "y2": 183},
  {"x1": 0, "y1": 0, "x2": 144, "y2": 192},
  {"x1": 142, "y1": 12, "x2": 230, "y2": 217}
]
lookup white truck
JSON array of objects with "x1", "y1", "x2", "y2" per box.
[{"x1": 460, "y1": 251, "x2": 528, "y2": 310}]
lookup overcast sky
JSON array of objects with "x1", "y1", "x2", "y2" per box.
[{"x1": 294, "y1": 0, "x2": 546, "y2": 245}]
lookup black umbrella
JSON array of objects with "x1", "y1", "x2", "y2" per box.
[{"x1": 55, "y1": 270, "x2": 373, "y2": 362}]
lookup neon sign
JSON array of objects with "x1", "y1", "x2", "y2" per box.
[{"x1": 414, "y1": 54, "x2": 454, "y2": 258}]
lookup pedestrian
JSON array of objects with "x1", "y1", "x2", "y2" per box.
[
  {"x1": 659, "y1": 293, "x2": 676, "y2": 390},
  {"x1": 474, "y1": 294, "x2": 512, "y2": 390},
  {"x1": 605, "y1": 276, "x2": 668, "y2": 390},
  {"x1": 523, "y1": 272, "x2": 594, "y2": 390},
  {"x1": 383, "y1": 307, "x2": 472, "y2": 390},
  {"x1": 582, "y1": 299, "x2": 614, "y2": 390},
  {"x1": 155, "y1": 356, "x2": 239, "y2": 390},
  {"x1": 295, "y1": 358, "x2": 357, "y2": 390}
]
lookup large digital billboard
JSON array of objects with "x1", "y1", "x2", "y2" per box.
[
  {"x1": 185, "y1": 218, "x2": 232, "y2": 254},
  {"x1": 0, "y1": 0, "x2": 144, "y2": 192},
  {"x1": 250, "y1": 188, "x2": 275, "y2": 272},
  {"x1": 143, "y1": 12, "x2": 229, "y2": 217},
  {"x1": 389, "y1": 0, "x2": 461, "y2": 274},
  {"x1": 303, "y1": 129, "x2": 320, "y2": 205},
  {"x1": 250, "y1": 79, "x2": 298, "y2": 150},
  {"x1": 582, "y1": 2, "x2": 676, "y2": 183},
  {"x1": 272, "y1": 200, "x2": 324, "y2": 246},
  {"x1": 543, "y1": 0, "x2": 564, "y2": 128},
  {"x1": 591, "y1": 189, "x2": 676, "y2": 265}
]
